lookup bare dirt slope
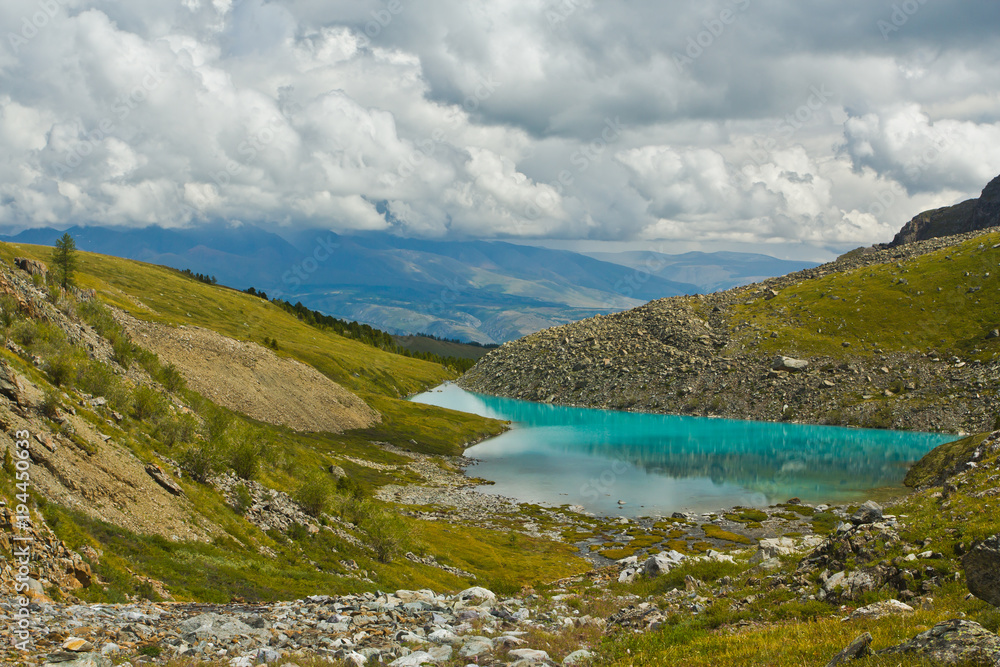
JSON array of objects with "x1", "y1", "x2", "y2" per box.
[
  {"x1": 118, "y1": 313, "x2": 380, "y2": 433},
  {"x1": 0, "y1": 370, "x2": 218, "y2": 543}
]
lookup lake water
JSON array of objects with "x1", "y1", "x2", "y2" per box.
[{"x1": 410, "y1": 383, "x2": 957, "y2": 517}]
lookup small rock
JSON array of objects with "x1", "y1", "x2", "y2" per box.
[
  {"x1": 63, "y1": 638, "x2": 95, "y2": 653},
  {"x1": 457, "y1": 586, "x2": 496, "y2": 604},
  {"x1": 825, "y1": 633, "x2": 873, "y2": 667},
  {"x1": 851, "y1": 500, "x2": 883, "y2": 525},
  {"x1": 563, "y1": 648, "x2": 594, "y2": 665},
  {"x1": 848, "y1": 599, "x2": 914, "y2": 620},
  {"x1": 508, "y1": 648, "x2": 551, "y2": 662},
  {"x1": 772, "y1": 356, "x2": 809, "y2": 372}
]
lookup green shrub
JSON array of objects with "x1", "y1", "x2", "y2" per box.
[
  {"x1": 45, "y1": 353, "x2": 78, "y2": 387},
  {"x1": 336, "y1": 475, "x2": 366, "y2": 499},
  {"x1": 364, "y1": 507, "x2": 407, "y2": 563},
  {"x1": 295, "y1": 476, "x2": 332, "y2": 517},
  {"x1": 0, "y1": 294, "x2": 20, "y2": 330},
  {"x1": 229, "y1": 438, "x2": 260, "y2": 480},
  {"x1": 2, "y1": 447, "x2": 14, "y2": 476},
  {"x1": 12, "y1": 320, "x2": 66, "y2": 355},
  {"x1": 179, "y1": 441, "x2": 218, "y2": 483},
  {"x1": 40, "y1": 391, "x2": 60, "y2": 418},
  {"x1": 132, "y1": 386, "x2": 168, "y2": 421},
  {"x1": 202, "y1": 407, "x2": 233, "y2": 443},
  {"x1": 154, "y1": 413, "x2": 198, "y2": 448},
  {"x1": 331, "y1": 493, "x2": 367, "y2": 525},
  {"x1": 78, "y1": 299, "x2": 118, "y2": 336},
  {"x1": 287, "y1": 523, "x2": 309, "y2": 541},
  {"x1": 76, "y1": 361, "x2": 133, "y2": 413},
  {"x1": 231, "y1": 483, "x2": 253, "y2": 515},
  {"x1": 111, "y1": 337, "x2": 134, "y2": 369},
  {"x1": 158, "y1": 363, "x2": 186, "y2": 392}
]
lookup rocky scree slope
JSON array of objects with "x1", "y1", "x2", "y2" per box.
[
  {"x1": 460, "y1": 228, "x2": 1000, "y2": 433},
  {"x1": 118, "y1": 313, "x2": 379, "y2": 433}
]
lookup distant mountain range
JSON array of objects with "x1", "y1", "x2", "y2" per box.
[
  {"x1": 0, "y1": 225, "x2": 818, "y2": 343},
  {"x1": 585, "y1": 250, "x2": 819, "y2": 294}
]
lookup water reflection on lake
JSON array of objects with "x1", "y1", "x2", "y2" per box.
[{"x1": 410, "y1": 383, "x2": 956, "y2": 516}]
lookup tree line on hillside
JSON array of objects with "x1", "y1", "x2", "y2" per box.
[
  {"x1": 238, "y1": 285, "x2": 478, "y2": 372},
  {"x1": 412, "y1": 332, "x2": 499, "y2": 350}
]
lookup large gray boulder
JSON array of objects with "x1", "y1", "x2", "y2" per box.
[
  {"x1": 851, "y1": 500, "x2": 883, "y2": 525},
  {"x1": 964, "y1": 535, "x2": 1000, "y2": 607},
  {"x1": 878, "y1": 619, "x2": 1000, "y2": 665},
  {"x1": 772, "y1": 356, "x2": 809, "y2": 372}
]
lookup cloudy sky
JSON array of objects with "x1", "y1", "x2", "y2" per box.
[{"x1": 2, "y1": 0, "x2": 1000, "y2": 259}]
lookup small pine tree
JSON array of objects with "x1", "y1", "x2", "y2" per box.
[{"x1": 51, "y1": 232, "x2": 78, "y2": 289}]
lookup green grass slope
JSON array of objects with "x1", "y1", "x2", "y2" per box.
[
  {"x1": 0, "y1": 242, "x2": 498, "y2": 456},
  {"x1": 0, "y1": 241, "x2": 584, "y2": 606},
  {"x1": 730, "y1": 231, "x2": 1000, "y2": 362}
]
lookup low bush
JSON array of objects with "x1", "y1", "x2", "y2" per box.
[
  {"x1": 154, "y1": 413, "x2": 198, "y2": 448},
  {"x1": 231, "y1": 483, "x2": 253, "y2": 515},
  {"x1": 158, "y1": 363, "x2": 186, "y2": 392},
  {"x1": 132, "y1": 386, "x2": 168, "y2": 421},
  {"x1": 40, "y1": 391, "x2": 60, "y2": 419},
  {"x1": 295, "y1": 476, "x2": 332, "y2": 517},
  {"x1": 364, "y1": 508, "x2": 408, "y2": 563},
  {"x1": 179, "y1": 441, "x2": 218, "y2": 483},
  {"x1": 45, "y1": 353, "x2": 77, "y2": 387}
]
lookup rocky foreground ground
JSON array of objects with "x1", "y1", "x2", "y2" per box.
[{"x1": 5, "y1": 430, "x2": 1000, "y2": 666}]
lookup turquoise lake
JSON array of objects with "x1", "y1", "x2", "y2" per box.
[{"x1": 410, "y1": 383, "x2": 958, "y2": 517}]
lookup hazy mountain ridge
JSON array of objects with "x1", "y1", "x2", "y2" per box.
[
  {"x1": 586, "y1": 250, "x2": 820, "y2": 293},
  {"x1": 0, "y1": 225, "x2": 819, "y2": 344}
]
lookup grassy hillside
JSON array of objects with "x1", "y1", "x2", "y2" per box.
[
  {"x1": 0, "y1": 241, "x2": 587, "y2": 609},
  {"x1": 0, "y1": 242, "x2": 501, "y2": 456},
  {"x1": 728, "y1": 231, "x2": 1000, "y2": 361},
  {"x1": 394, "y1": 334, "x2": 496, "y2": 360}
]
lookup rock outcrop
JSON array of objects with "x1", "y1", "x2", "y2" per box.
[
  {"x1": 879, "y1": 619, "x2": 1000, "y2": 665},
  {"x1": 890, "y1": 173, "x2": 1000, "y2": 246},
  {"x1": 963, "y1": 534, "x2": 1000, "y2": 607}
]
